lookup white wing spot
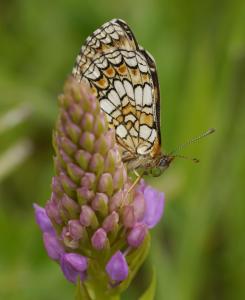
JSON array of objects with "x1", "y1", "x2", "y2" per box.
[
  {"x1": 116, "y1": 124, "x2": 127, "y2": 138},
  {"x1": 135, "y1": 86, "x2": 143, "y2": 107},
  {"x1": 137, "y1": 144, "x2": 150, "y2": 155},
  {"x1": 125, "y1": 114, "x2": 136, "y2": 123},
  {"x1": 101, "y1": 36, "x2": 112, "y2": 44},
  {"x1": 85, "y1": 64, "x2": 101, "y2": 80},
  {"x1": 129, "y1": 127, "x2": 138, "y2": 137},
  {"x1": 105, "y1": 25, "x2": 114, "y2": 34},
  {"x1": 111, "y1": 31, "x2": 119, "y2": 40},
  {"x1": 143, "y1": 84, "x2": 152, "y2": 106},
  {"x1": 123, "y1": 80, "x2": 134, "y2": 99},
  {"x1": 139, "y1": 125, "x2": 152, "y2": 139},
  {"x1": 148, "y1": 129, "x2": 157, "y2": 143},
  {"x1": 108, "y1": 90, "x2": 121, "y2": 107},
  {"x1": 100, "y1": 99, "x2": 116, "y2": 114},
  {"x1": 114, "y1": 80, "x2": 126, "y2": 98}
]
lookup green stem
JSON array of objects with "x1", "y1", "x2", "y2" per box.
[{"x1": 75, "y1": 279, "x2": 121, "y2": 300}]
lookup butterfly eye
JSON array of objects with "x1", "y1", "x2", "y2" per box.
[{"x1": 150, "y1": 167, "x2": 162, "y2": 177}]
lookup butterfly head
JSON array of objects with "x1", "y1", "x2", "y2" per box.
[{"x1": 150, "y1": 155, "x2": 175, "y2": 177}]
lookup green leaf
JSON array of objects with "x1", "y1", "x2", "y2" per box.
[
  {"x1": 139, "y1": 268, "x2": 156, "y2": 300},
  {"x1": 75, "y1": 267, "x2": 121, "y2": 300},
  {"x1": 75, "y1": 280, "x2": 90, "y2": 300}
]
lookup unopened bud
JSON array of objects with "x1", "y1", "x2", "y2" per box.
[
  {"x1": 91, "y1": 228, "x2": 108, "y2": 250},
  {"x1": 61, "y1": 194, "x2": 80, "y2": 219},
  {"x1": 98, "y1": 173, "x2": 113, "y2": 196},
  {"x1": 127, "y1": 223, "x2": 147, "y2": 248},
  {"x1": 75, "y1": 149, "x2": 91, "y2": 171},
  {"x1": 122, "y1": 205, "x2": 136, "y2": 228},
  {"x1": 91, "y1": 193, "x2": 109, "y2": 217},
  {"x1": 80, "y1": 205, "x2": 99, "y2": 229},
  {"x1": 102, "y1": 211, "x2": 119, "y2": 233}
]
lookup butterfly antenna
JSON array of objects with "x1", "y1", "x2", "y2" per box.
[
  {"x1": 169, "y1": 128, "x2": 215, "y2": 160},
  {"x1": 173, "y1": 154, "x2": 200, "y2": 163}
]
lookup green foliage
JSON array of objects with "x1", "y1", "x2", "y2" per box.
[
  {"x1": 139, "y1": 268, "x2": 156, "y2": 300},
  {"x1": 0, "y1": 0, "x2": 245, "y2": 299}
]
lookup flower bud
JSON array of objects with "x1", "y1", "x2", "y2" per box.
[
  {"x1": 94, "y1": 135, "x2": 109, "y2": 156},
  {"x1": 104, "y1": 130, "x2": 116, "y2": 149},
  {"x1": 102, "y1": 211, "x2": 119, "y2": 233},
  {"x1": 109, "y1": 190, "x2": 124, "y2": 212},
  {"x1": 58, "y1": 148, "x2": 72, "y2": 166},
  {"x1": 111, "y1": 147, "x2": 121, "y2": 165},
  {"x1": 68, "y1": 103, "x2": 83, "y2": 124},
  {"x1": 79, "y1": 132, "x2": 95, "y2": 152},
  {"x1": 91, "y1": 193, "x2": 108, "y2": 217},
  {"x1": 61, "y1": 253, "x2": 87, "y2": 283},
  {"x1": 61, "y1": 194, "x2": 80, "y2": 219},
  {"x1": 93, "y1": 113, "x2": 107, "y2": 137},
  {"x1": 81, "y1": 172, "x2": 96, "y2": 190},
  {"x1": 45, "y1": 198, "x2": 62, "y2": 225},
  {"x1": 113, "y1": 163, "x2": 126, "y2": 191},
  {"x1": 34, "y1": 204, "x2": 54, "y2": 234},
  {"x1": 80, "y1": 205, "x2": 99, "y2": 229},
  {"x1": 60, "y1": 136, "x2": 77, "y2": 156},
  {"x1": 68, "y1": 220, "x2": 86, "y2": 241},
  {"x1": 77, "y1": 187, "x2": 95, "y2": 205},
  {"x1": 104, "y1": 149, "x2": 116, "y2": 173},
  {"x1": 75, "y1": 149, "x2": 91, "y2": 171},
  {"x1": 80, "y1": 91, "x2": 96, "y2": 112},
  {"x1": 65, "y1": 122, "x2": 81, "y2": 144},
  {"x1": 98, "y1": 173, "x2": 113, "y2": 196},
  {"x1": 81, "y1": 112, "x2": 94, "y2": 132},
  {"x1": 132, "y1": 191, "x2": 145, "y2": 222},
  {"x1": 127, "y1": 223, "x2": 148, "y2": 248},
  {"x1": 106, "y1": 251, "x2": 128, "y2": 282},
  {"x1": 89, "y1": 153, "x2": 104, "y2": 175},
  {"x1": 58, "y1": 201, "x2": 70, "y2": 223},
  {"x1": 59, "y1": 172, "x2": 77, "y2": 198},
  {"x1": 43, "y1": 232, "x2": 64, "y2": 261},
  {"x1": 62, "y1": 226, "x2": 79, "y2": 249},
  {"x1": 66, "y1": 162, "x2": 84, "y2": 183},
  {"x1": 51, "y1": 177, "x2": 63, "y2": 196},
  {"x1": 141, "y1": 186, "x2": 165, "y2": 229},
  {"x1": 91, "y1": 228, "x2": 108, "y2": 250},
  {"x1": 122, "y1": 205, "x2": 136, "y2": 228}
]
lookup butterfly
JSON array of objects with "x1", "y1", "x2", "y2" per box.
[{"x1": 72, "y1": 19, "x2": 214, "y2": 177}]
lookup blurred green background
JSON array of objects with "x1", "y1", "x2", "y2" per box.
[{"x1": 0, "y1": 0, "x2": 245, "y2": 299}]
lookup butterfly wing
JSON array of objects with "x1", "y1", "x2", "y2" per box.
[{"x1": 72, "y1": 19, "x2": 161, "y2": 159}]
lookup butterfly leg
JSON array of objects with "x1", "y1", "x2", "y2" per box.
[
  {"x1": 120, "y1": 170, "x2": 144, "y2": 208},
  {"x1": 127, "y1": 170, "x2": 143, "y2": 194}
]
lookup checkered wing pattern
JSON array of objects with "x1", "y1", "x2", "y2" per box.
[{"x1": 72, "y1": 19, "x2": 161, "y2": 159}]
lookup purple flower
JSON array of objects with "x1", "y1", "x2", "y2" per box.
[
  {"x1": 140, "y1": 184, "x2": 165, "y2": 229},
  {"x1": 34, "y1": 203, "x2": 65, "y2": 261},
  {"x1": 102, "y1": 211, "x2": 119, "y2": 232},
  {"x1": 132, "y1": 191, "x2": 145, "y2": 222},
  {"x1": 106, "y1": 251, "x2": 128, "y2": 282},
  {"x1": 43, "y1": 232, "x2": 64, "y2": 261},
  {"x1": 61, "y1": 253, "x2": 88, "y2": 283},
  {"x1": 33, "y1": 203, "x2": 55, "y2": 234},
  {"x1": 91, "y1": 228, "x2": 108, "y2": 250},
  {"x1": 122, "y1": 205, "x2": 136, "y2": 228},
  {"x1": 68, "y1": 220, "x2": 86, "y2": 241},
  {"x1": 127, "y1": 223, "x2": 148, "y2": 248},
  {"x1": 34, "y1": 79, "x2": 167, "y2": 293},
  {"x1": 80, "y1": 205, "x2": 99, "y2": 229}
]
